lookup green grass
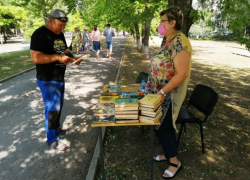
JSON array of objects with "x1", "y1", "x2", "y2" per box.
[{"x1": 0, "y1": 50, "x2": 34, "y2": 80}]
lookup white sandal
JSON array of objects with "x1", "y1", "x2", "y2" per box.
[
  {"x1": 153, "y1": 155, "x2": 168, "y2": 162},
  {"x1": 162, "y1": 161, "x2": 182, "y2": 179}
]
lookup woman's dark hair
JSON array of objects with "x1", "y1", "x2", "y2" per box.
[{"x1": 160, "y1": 6, "x2": 183, "y2": 30}]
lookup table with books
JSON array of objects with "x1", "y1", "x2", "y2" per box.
[{"x1": 91, "y1": 84, "x2": 163, "y2": 180}]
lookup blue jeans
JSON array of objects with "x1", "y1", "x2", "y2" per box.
[
  {"x1": 106, "y1": 41, "x2": 113, "y2": 51},
  {"x1": 37, "y1": 80, "x2": 65, "y2": 144},
  {"x1": 93, "y1": 41, "x2": 100, "y2": 51}
]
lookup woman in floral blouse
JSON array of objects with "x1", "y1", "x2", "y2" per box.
[{"x1": 144, "y1": 6, "x2": 192, "y2": 179}]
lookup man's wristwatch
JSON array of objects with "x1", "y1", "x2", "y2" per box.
[{"x1": 160, "y1": 89, "x2": 167, "y2": 96}]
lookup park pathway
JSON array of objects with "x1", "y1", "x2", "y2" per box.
[{"x1": 0, "y1": 36, "x2": 126, "y2": 180}]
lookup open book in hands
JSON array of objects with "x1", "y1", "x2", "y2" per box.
[{"x1": 71, "y1": 53, "x2": 90, "y2": 64}]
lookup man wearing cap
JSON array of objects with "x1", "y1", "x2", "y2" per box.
[
  {"x1": 30, "y1": 9, "x2": 81, "y2": 151},
  {"x1": 82, "y1": 27, "x2": 90, "y2": 54},
  {"x1": 103, "y1": 24, "x2": 115, "y2": 59}
]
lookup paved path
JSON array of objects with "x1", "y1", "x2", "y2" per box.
[
  {"x1": 0, "y1": 38, "x2": 72, "y2": 54},
  {"x1": 0, "y1": 37, "x2": 126, "y2": 180}
]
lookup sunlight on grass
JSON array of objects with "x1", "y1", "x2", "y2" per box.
[
  {"x1": 206, "y1": 156, "x2": 216, "y2": 162},
  {"x1": 2, "y1": 67, "x2": 11, "y2": 70},
  {"x1": 0, "y1": 50, "x2": 34, "y2": 80},
  {"x1": 225, "y1": 103, "x2": 249, "y2": 116}
]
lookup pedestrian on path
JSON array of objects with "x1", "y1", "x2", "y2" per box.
[
  {"x1": 145, "y1": 6, "x2": 192, "y2": 179},
  {"x1": 30, "y1": 9, "x2": 82, "y2": 151},
  {"x1": 82, "y1": 27, "x2": 91, "y2": 54},
  {"x1": 90, "y1": 25, "x2": 101, "y2": 59},
  {"x1": 72, "y1": 27, "x2": 82, "y2": 55},
  {"x1": 103, "y1": 23, "x2": 115, "y2": 59}
]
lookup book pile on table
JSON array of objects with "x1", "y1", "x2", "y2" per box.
[
  {"x1": 92, "y1": 83, "x2": 144, "y2": 124},
  {"x1": 92, "y1": 84, "x2": 120, "y2": 124},
  {"x1": 99, "y1": 96, "x2": 119, "y2": 103},
  {"x1": 103, "y1": 83, "x2": 121, "y2": 93},
  {"x1": 102, "y1": 83, "x2": 142, "y2": 95},
  {"x1": 92, "y1": 115, "x2": 116, "y2": 124},
  {"x1": 92, "y1": 102, "x2": 116, "y2": 124},
  {"x1": 139, "y1": 94, "x2": 163, "y2": 124},
  {"x1": 119, "y1": 91, "x2": 138, "y2": 98},
  {"x1": 94, "y1": 103, "x2": 115, "y2": 116},
  {"x1": 115, "y1": 98, "x2": 139, "y2": 123}
]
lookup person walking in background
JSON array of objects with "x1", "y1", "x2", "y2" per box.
[
  {"x1": 72, "y1": 27, "x2": 82, "y2": 55},
  {"x1": 30, "y1": 9, "x2": 82, "y2": 151},
  {"x1": 103, "y1": 23, "x2": 115, "y2": 59},
  {"x1": 144, "y1": 6, "x2": 192, "y2": 179},
  {"x1": 82, "y1": 27, "x2": 90, "y2": 54},
  {"x1": 90, "y1": 25, "x2": 101, "y2": 59}
]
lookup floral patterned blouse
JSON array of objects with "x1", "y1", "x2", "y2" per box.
[
  {"x1": 144, "y1": 32, "x2": 192, "y2": 129},
  {"x1": 72, "y1": 31, "x2": 82, "y2": 47}
]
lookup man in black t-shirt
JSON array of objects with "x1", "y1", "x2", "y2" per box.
[{"x1": 30, "y1": 9, "x2": 82, "y2": 151}]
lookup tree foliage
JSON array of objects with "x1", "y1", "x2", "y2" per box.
[
  {"x1": 1, "y1": 0, "x2": 250, "y2": 51},
  {"x1": 0, "y1": 6, "x2": 28, "y2": 26},
  {"x1": 189, "y1": 8, "x2": 214, "y2": 37},
  {"x1": 218, "y1": 0, "x2": 250, "y2": 50},
  {"x1": 0, "y1": 6, "x2": 28, "y2": 37}
]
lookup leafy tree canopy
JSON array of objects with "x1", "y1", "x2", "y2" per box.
[{"x1": 0, "y1": 6, "x2": 28, "y2": 27}]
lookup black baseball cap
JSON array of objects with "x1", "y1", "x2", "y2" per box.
[{"x1": 43, "y1": 9, "x2": 68, "y2": 22}]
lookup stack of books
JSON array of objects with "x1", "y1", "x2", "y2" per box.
[
  {"x1": 120, "y1": 84, "x2": 141, "y2": 92},
  {"x1": 101, "y1": 92, "x2": 120, "y2": 96},
  {"x1": 99, "y1": 96, "x2": 119, "y2": 103},
  {"x1": 99, "y1": 84, "x2": 120, "y2": 103},
  {"x1": 103, "y1": 84, "x2": 121, "y2": 93},
  {"x1": 115, "y1": 98, "x2": 139, "y2": 123},
  {"x1": 93, "y1": 85, "x2": 119, "y2": 124},
  {"x1": 139, "y1": 94, "x2": 163, "y2": 124},
  {"x1": 94, "y1": 103, "x2": 115, "y2": 116},
  {"x1": 92, "y1": 103, "x2": 116, "y2": 124},
  {"x1": 92, "y1": 115, "x2": 116, "y2": 124},
  {"x1": 119, "y1": 91, "x2": 138, "y2": 98}
]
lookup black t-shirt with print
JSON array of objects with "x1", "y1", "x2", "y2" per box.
[{"x1": 30, "y1": 26, "x2": 68, "y2": 81}]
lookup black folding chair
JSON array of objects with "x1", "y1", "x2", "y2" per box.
[
  {"x1": 176, "y1": 84, "x2": 219, "y2": 153},
  {"x1": 135, "y1": 72, "x2": 148, "y2": 134},
  {"x1": 135, "y1": 72, "x2": 148, "y2": 84}
]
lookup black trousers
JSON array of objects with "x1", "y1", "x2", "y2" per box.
[{"x1": 154, "y1": 103, "x2": 178, "y2": 158}]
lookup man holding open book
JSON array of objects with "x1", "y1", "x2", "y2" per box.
[
  {"x1": 30, "y1": 9, "x2": 84, "y2": 151},
  {"x1": 144, "y1": 6, "x2": 192, "y2": 179}
]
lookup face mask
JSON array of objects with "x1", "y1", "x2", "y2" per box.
[{"x1": 158, "y1": 23, "x2": 168, "y2": 35}]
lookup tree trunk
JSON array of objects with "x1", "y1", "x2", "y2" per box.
[
  {"x1": 134, "y1": 23, "x2": 141, "y2": 52},
  {"x1": 2, "y1": 27, "x2": 7, "y2": 44},
  {"x1": 143, "y1": 19, "x2": 152, "y2": 59},
  {"x1": 0, "y1": 26, "x2": 2, "y2": 44},
  {"x1": 4, "y1": 33, "x2": 7, "y2": 43},
  {"x1": 168, "y1": 0, "x2": 194, "y2": 37},
  {"x1": 141, "y1": 24, "x2": 145, "y2": 53},
  {"x1": 130, "y1": 28, "x2": 136, "y2": 43}
]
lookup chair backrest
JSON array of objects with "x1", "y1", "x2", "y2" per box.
[
  {"x1": 135, "y1": 72, "x2": 148, "y2": 83},
  {"x1": 189, "y1": 84, "x2": 218, "y2": 116}
]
